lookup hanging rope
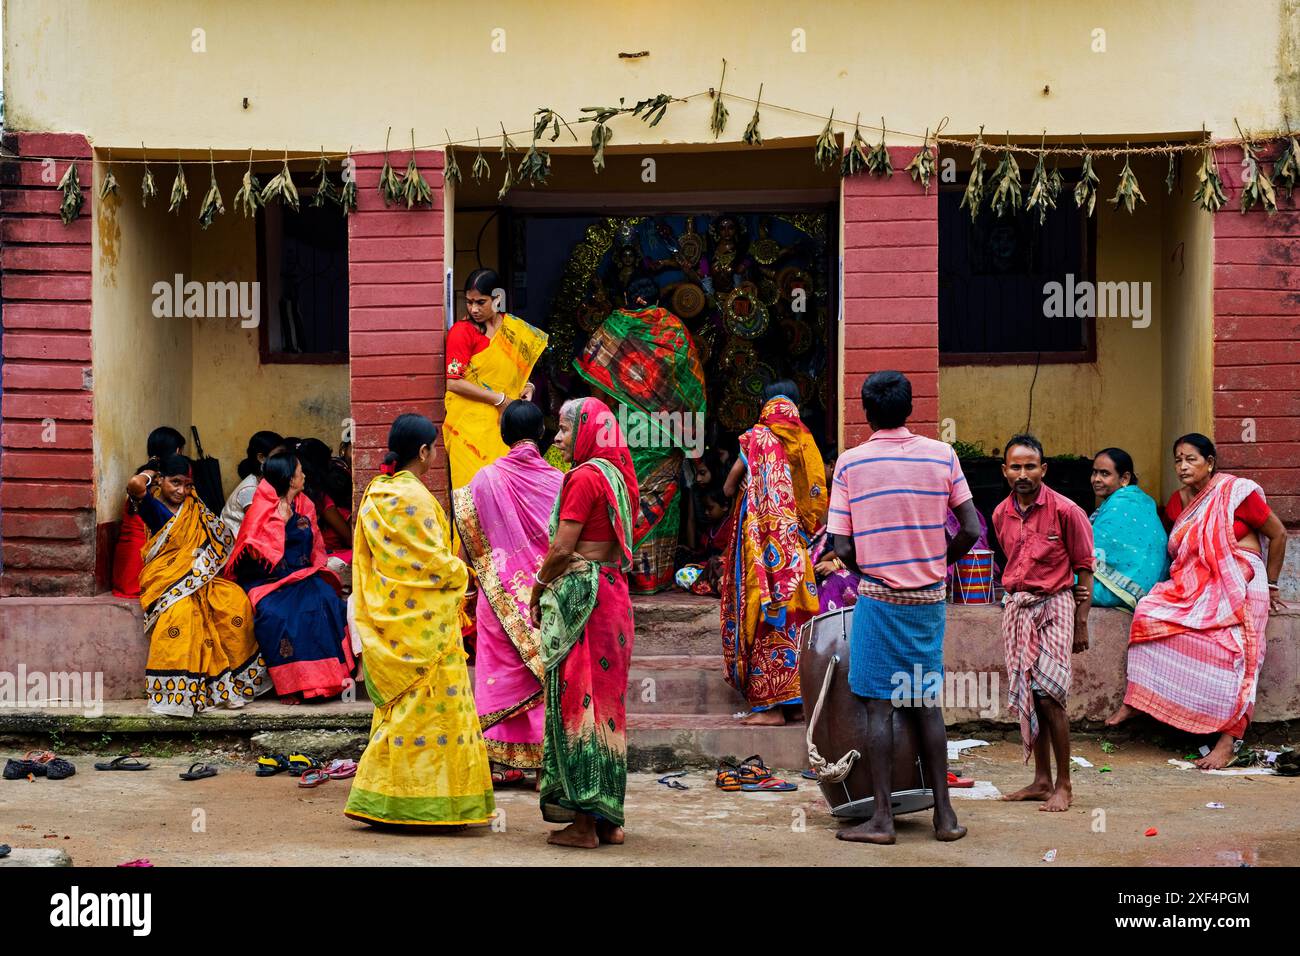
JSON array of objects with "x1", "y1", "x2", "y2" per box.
[{"x1": 805, "y1": 653, "x2": 860, "y2": 783}]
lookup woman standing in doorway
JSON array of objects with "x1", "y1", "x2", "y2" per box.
[{"x1": 443, "y1": 269, "x2": 549, "y2": 494}]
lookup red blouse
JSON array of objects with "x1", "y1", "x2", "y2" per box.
[
  {"x1": 557, "y1": 465, "x2": 617, "y2": 542},
  {"x1": 1165, "y1": 489, "x2": 1270, "y2": 541},
  {"x1": 446, "y1": 320, "x2": 490, "y2": 379}
]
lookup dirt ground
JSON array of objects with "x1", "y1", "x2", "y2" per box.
[{"x1": 2, "y1": 740, "x2": 1296, "y2": 866}]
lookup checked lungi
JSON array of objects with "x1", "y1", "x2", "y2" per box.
[{"x1": 1001, "y1": 589, "x2": 1075, "y2": 761}]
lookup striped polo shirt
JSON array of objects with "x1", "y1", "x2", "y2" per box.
[{"x1": 827, "y1": 427, "x2": 972, "y2": 590}]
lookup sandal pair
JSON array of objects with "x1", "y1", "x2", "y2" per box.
[
  {"x1": 737, "y1": 755, "x2": 796, "y2": 792},
  {"x1": 298, "y1": 760, "x2": 358, "y2": 788},
  {"x1": 4, "y1": 751, "x2": 55, "y2": 780}
]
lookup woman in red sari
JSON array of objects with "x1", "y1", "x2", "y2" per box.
[
  {"x1": 529, "y1": 397, "x2": 638, "y2": 848},
  {"x1": 1107, "y1": 434, "x2": 1288, "y2": 769}
]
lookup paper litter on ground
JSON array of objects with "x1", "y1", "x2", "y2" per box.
[
  {"x1": 949, "y1": 780, "x2": 1002, "y2": 800},
  {"x1": 1167, "y1": 758, "x2": 1276, "y2": 776},
  {"x1": 947, "y1": 739, "x2": 990, "y2": 761},
  {"x1": 1070, "y1": 755, "x2": 1093, "y2": 768}
]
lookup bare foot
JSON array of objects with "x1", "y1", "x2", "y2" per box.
[
  {"x1": 596, "y1": 821, "x2": 625, "y2": 845},
  {"x1": 1104, "y1": 703, "x2": 1136, "y2": 727},
  {"x1": 836, "y1": 815, "x2": 895, "y2": 845},
  {"x1": 740, "y1": 709, "x2": 786, "y2": 726},
  {"x1": 1194, "y1": 734, "x2": 1235, "y2": 771},
  {"x1": 1002, "y1": 781, "x2": 1053, "y2": 802},
  {"x1": 1039, "y1": 783, "x2": 1072, "y2": 812},
  {"x1": 547, "y1": 823, "x2": 599, "y2": 849},
  {"x1": 933, "y1": 806, "x2": 967, "y2": 841}
]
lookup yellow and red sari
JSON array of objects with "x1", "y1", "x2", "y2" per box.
[
  {"x1": 139, "y1": 492, "x2": 269, "y2": 717},
  {"x1": 344, "y1": 469, "x2": 495, "y2": 827},
  {"x1": 444, "y1": 314, "x2": 548, "y2": 492},
  {"x1": 720, "y1": 397, "x2": 827, "y2": 711}
]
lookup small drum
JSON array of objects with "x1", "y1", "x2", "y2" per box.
[
  {"x1": 951, "y1": 549, "x2": 994, "y2": 604},
  {"x1": 799, "y1": 607, "x2": 933, "y2": 818}
]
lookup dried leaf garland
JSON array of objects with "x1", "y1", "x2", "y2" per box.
[
  {"x1": 905, "y1": 128, "x2": 936, "y2": 192},
  {"x1": 631, "y1": 94, "x2": 672, "y2": 128},
  {"x1": 141, "y1": 146, "x2": 158, "y2": 208},
  {"x1": 742, "y1": 84, "x2": 763, "y2": 147},
  {"x1": 710, "y1": 59, "x2": 729, "y2": 139},
  {"x1": 1191, "y1": 143, "x2": 1227, "y2": 213},
  {"x1": 99, "y1": 152, "x2": 119, "y2": 201},
  {"x1": 866, "y1": 118, "x2": 893, "y2": 178},
  {"x1": 519, "y1": 111, "x2": 558, "y2": 187},
  {"x1": 339, "y1": 148, "x2": 357, "y2": 216},
  {"x1": 57, "y1": 162, "x2": 83, "y2": 225},
  {"x1": 813, "y1": 110, "x2": 838, "y2": 171},
  {"x1": 233, "y1": 150, "x2": 263, "y2": 218},
  {"x1": 1048, "y1": 164, "x2": 1064, "y2": 201},
  {"x1": 580, "y1": 105, "x2": 621, "y2": 174},
  {"x1": 1025, "y1": 146, "x2": 1056, "y2": 225},
  {"x1": 959, "y1": 126, "x2": 988, "y2": 222},
  {"x1": 1236, "y1": 121, "x2": 1277, "y2": 215},
  {"x1": 198, "y1": 151, "x2": 225, "y2": 229},
  {"x1": 444, "y1": 132, "x2": 462, "y2": 188},
  {"x1": 262, "y1": 152, "x2": 300, "y2": 211},
  {"x1": 988, "y1": 138, "x2": 1022, "y2": 217},
  {"x1": 498, "y1": 123, "x2": 517, "y2": 199},
  {"x1": 400, "y1": 130, "x2": 433, "y2": 208},
  {"x1": 310, "y1": 149, "x2": 340, "y2": 208},
  {"x1": 1275, "y1": 137, "x2": 1300, "y2": 199},
  {"x1": 168, "y1": 161, "x2": 188, "y2": 215},
  {"x1": 1108, "y1": 151, "x2": 1146, "y2": 214},
  {"x1": 841, "y1": 114, "x2": 869, "y2": 177},
  {"x1": 1073, "y1": 150, "x2": 1099, "y2": 217},
  {"x1": 1165, "y1": 152, "x2": 1177, "y2": 195},
  {"x1": 471, "y1": 128, "x2": 491, "y2": 183},
  {"x1": 377, "y1": 128, "x2": 402, "y2": 207}
]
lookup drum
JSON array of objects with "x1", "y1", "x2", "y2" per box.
[
  {"x1": 951, "y1": 549, "x2": 994, "y2": 604},
  {"x1": 799, "y1": 607, "x2": 934, "y2": 818}
]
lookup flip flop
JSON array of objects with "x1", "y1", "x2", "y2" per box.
[
  {"x1": 298, "y1": 769, "x2": 330, "y2": 788},
  {"x1": 801, "y1": 769, "x2": 818, "y2": 780},
  {"x1": 324, "y1": 759, "x2": 357, "y2": 780},
  {"x1": 256, "y1": 754, "x2": 292, "y2": 777},
  {"x1": 117, "y1": 858, "x2": 153, "y2": 867},
  {"x1": 491, "y1": 768, "x2": 528, "y2": 787},
  {"x1": 947, "y1": 771, "x2": 975, "y2": 788},
  {"x1": 658, "y1": 771, "x2": 689, "y2": 790},
  {"x1": 95, "y1": 756, "x2": 152, "y2": 772},
  {"x1": 178, "y1": 762, "x2": 217, "y2": 781},
  {"x1": 741, "y1": 776, "x2": 798, "y2": 792},
  {"x1": 287, "y1": 754, "x2": 320, "y2": 777},
  {"x1": 0, "y1": 844, "x2": 10, "y2": 858}
]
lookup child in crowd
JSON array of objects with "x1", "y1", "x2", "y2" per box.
[{"x1": 993, "y1": 434, "x2": 1094, "y2": 813}]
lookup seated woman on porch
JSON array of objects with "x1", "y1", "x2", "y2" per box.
[
  {"x1": 1107, "y1": 434, "x2": 1288, "y2": 769},
  {"x1": 112, "y1": 425, "x2": 186, "y2": 599},
  {"x1": 220, "y1": 430, "x2": 284, "y2": 539},
  {"x1": 225, "y1": 451, "x2": 354, "y2": 702},
  {"x1": 1088, "y1": 447, "x2": 1168, "y2": 610},
  {"x1": 128, "y1": 455, "x2": 269, "y2": 717}
]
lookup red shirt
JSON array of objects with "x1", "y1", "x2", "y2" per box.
[
  {"x1": 557, "y1": 465, "x2": 617, "y2": 542},
  {"x1": 445, "y1": 320, "x2": 490, "y2": 379},
  {"x1": 993, "y1": 483, "x2": 1094, "y2": 595},
  {"x1": 1165, "y1": 489, "x2": 1269, "y2": 541}
]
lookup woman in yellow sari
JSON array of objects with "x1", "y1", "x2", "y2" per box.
[
  {"x1": 344, "y1": 414, "x2": 495, "y2": 828},
  {"x1": 444, "y1": 269, "x2": 549, "y2": 492},
  {"x1": 128, "y1": 455, "x2": 270, "y2": 717}
]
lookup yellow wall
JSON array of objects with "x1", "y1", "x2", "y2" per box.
[
  {"x1": 92, "y1": 161, "x2": 349, "y2": 517},
  {"x1": 5, "y1": 1, "x2": 1293, "y2": 150},
  {"x1": 939, "y1": 154, "x2": 1168, "y2": 487},
  {"x1": 92, "y1": 165, "x2": 193, "y2": 522}
]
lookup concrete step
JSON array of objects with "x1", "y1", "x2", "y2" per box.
[
  {"x1": 630, "y1": 593, "x2": 720, "y2": 655},
  {"x1": 625, "y1": 655, "x2": 747, "y2": 714}
]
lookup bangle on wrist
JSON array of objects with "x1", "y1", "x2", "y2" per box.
[
  {"x1": 534, "y1": 570, "x2": 551, "y2": 587},
  {"x1": 494, "y1": 391, "x2": 507, "y2": 407},
  {"x1": 1267, "y1": 581, "x2": 1280, "y2": 591}
]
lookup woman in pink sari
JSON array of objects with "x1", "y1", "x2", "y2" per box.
[
  {"x1": 453, "y1": 401, "x2": 563, "y2": 783},
  {"x1": 1107, "y1": 434, "x2": 1288, "y2": 769}
]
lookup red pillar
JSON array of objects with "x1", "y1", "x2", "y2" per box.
[
  {"x1": 0, "y1": 132, "x2": 96, "y2": 596},
  {"x1": 1211, "y1": 143, "x2": 1300, "y2": 526},
  {"x1": 840, "y1": 147, "x2": 940, "y2": 446},
  {"x1": 346, "y1": 151, "x2": 448, "y2": 507}
]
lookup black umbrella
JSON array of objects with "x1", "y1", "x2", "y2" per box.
[{"x1": 188, "y1": 426, "x2": 226, "y2": 516}]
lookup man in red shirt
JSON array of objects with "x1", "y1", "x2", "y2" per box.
[{"x1": 992, "y1": 434, "x2": 1094, "y2": 813}]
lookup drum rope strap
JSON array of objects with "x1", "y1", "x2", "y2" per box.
[{"x1": 805, "y1": 654, "x2": 859, "y2": 783}]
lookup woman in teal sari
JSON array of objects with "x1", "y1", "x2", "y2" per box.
[{"x1": 1090, "y1": 448, "x2": 1168, "y2": 610}]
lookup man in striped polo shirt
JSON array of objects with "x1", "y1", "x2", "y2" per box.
[{"x1": 830, "y1": 370, "x2": 982, "y2": 844}]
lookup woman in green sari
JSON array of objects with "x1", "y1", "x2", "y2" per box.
[
  {"x1": 1090, "y1": 447, "x2": 1168, "y2": 610},
  {"x1": 575, "y1": 278, "x2": 705, "y2": 594},
  {"x1": 529, "y1": 397, "x2": 639, "y2": 848}
]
